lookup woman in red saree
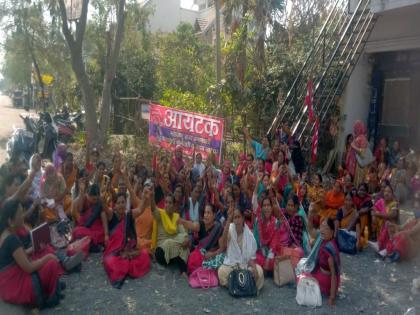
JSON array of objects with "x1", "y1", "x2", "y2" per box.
[
  {"x1": 373, "y1": 185, "x2": 399, "y2": 241},
  {"x1": 72, "y1": 183, "x2": 107, "y2": 251},
  {"x1": 179, "y1": 204, "x2": 223, "y2": 274},
  {"x1": 102, "y1": 193, "x2": 150, "y2": 289},
  {"x1": 346, "y1": 120, "x2": 369, "y2": 187},
  {"x1": 0, "y1": 199, "x2": 64, "y2": 308},
  {"x1": 378, "y1": 216, "x2": 420, "y2": 262},
  {"x1": 253, "y1": 197, "x2": 281, "y2": 272},
  {"x1": 307, "y1": 210, "x2": 341, "y2": 307}
]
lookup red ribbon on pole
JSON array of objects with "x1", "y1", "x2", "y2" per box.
[
  {"x1": 305, "y1": 79, "x2": 314, "y2": 122},
  {"x1": 311, "y1": 117, "x2": 319, "y2": 165}
]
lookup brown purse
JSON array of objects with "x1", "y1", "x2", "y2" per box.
[{"x1": 273, "y1": 256, "x2": 295, "y2": 287}]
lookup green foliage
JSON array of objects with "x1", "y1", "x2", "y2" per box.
[
  {"x1": 1, "y1": 0, "x2": 330, "y2": 158},
  {"x1": 159, "y1": 89, "x2": 210, "y2": 114},
  {"x1": 155, "y1": 23, "x2": 215, "y2": 96}
]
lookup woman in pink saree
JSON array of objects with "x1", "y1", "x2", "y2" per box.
[{"x1": 346, "y1": 120, "x2": 369, "y2": 187}]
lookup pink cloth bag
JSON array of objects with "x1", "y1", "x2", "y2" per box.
[{"x1": 188, "y1": 267, "x2": 219, "y2": 289}]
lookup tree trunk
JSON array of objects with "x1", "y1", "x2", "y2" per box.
[
  {"x1": 58, "y1": 0, "x2": 98, "y2": 146},
  {"x1": 71, "y1": 56, "x2": 98, "y2": 146},
  {"x1": 28, "y1": 47, "x2": 46, "y2": 111},
  {"x1": 98, "y1": 0, "x2": 126, "y2": 144}
]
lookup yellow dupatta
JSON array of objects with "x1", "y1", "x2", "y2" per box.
[{"x1": 151, "y1": 208, "x2": 180, "y2": 249}]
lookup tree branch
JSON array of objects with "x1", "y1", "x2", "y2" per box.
[
  {"x1": 75, "y1": 0, "x2": 90, "y2": 51},
  {"x1": 57, "y1": 0, "x2": 75, "y2": 49},
  {"x1": 109, "y1": 0, "x2": 126, "y2": 74}
]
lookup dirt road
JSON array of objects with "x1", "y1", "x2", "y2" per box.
[{"x1": 0, "y1": 94, "x2": 32, "y2": 164}]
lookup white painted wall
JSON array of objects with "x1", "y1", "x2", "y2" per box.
[
  {"x1": 366, "y1": 4, "x2": 420, "y2": 53},
  {"x1": 146, "y1": 0, "x2": 199, "y2": 33},
  {"x1": 338, "y1": 54, "x2": 372, "y2": 150},
  {"x1": 180, "y1": 8, "x2": 199, "y2": 25},
  {"x1": 338, "y1": 3, "x2": 420, "y2": 153}
]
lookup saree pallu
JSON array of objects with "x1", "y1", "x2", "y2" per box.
[
  {"x1": 73, "y1": 205, "x2": 104, "y2": 245},
  {"x1": 187, "y1": 222, "x2": 223, "y2": 274},
  {"x1": 311, "y1": 241, "x2": 341, "y2": 296},
  {"x1": 253, "y1": 216, "x2": 279, "y2": 271},
  {"x1": 135, "y1": 207, "x2": 153, "y2": 253},
  {"x1": 0, "y1": 260, "x2": 62, "y2": 307}
]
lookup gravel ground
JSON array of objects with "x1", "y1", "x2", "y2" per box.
[{"x1": 1, "y1": 246, "x2": 419, "y2": 315}]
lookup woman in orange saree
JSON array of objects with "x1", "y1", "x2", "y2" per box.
[
  {"x1": 308, "y1": 173, "x2": 325, "y2": 228},
  {"x1": 321, "y1": 181, "x2": 345, "y2": 222},
  {"x1": 125, "y1": 175, "x2": 154, "y2": 254},
  {"x1": 61, "y1": 153, "x2": 79, "y2": 217}
]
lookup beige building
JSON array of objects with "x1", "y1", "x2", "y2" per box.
[{"x1": 141, "y1": 0, "x2": 225, "y2": 43}]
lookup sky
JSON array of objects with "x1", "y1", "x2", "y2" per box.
[{"x1": 180, "y1": 0, "x2": 198, "y2": 10}]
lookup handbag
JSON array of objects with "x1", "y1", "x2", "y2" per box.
[
  {"x1": 66, "y1": 236, "x2": 91, "y2": 260},
  {"x1": 189, "y1": 267, "x2": 219, "y2": 289},
  {"x1": 296, "y1": 275, "x2": 322, "y2": 307},
  {"x1": 337, "y1": 229, "x2": 357, "y2": 255},
  {"x1": 356, "y1": 147, "x2": 374, "y2": 167},
  {"x1": 228, "y1": 268, "x2": 257, "y2": 298},
  {"x1": 274, "y1": 258, "x2": 295, "y2": 287}
]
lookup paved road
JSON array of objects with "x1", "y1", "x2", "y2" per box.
[{"x1": 0, "y1": 95, "x2": 29, "y2": 164}]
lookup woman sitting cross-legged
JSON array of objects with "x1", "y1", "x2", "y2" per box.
[
  {"x1": 218, "y1": 207, "x2": 264, "y2": 292},
  {"x1": 101, "y1": 193, "x2": 151, "y2": 289},
  {"x1": 72, "y1": 182, "x2": 108, "y2": 252},
  {"x1": 150, "y1": 189, "x2": 190, "y2": 277},
  {"x1": 178, "y1": 204, "x2": 224, "y2": 274},
  {"x1": 253, "y1": 196, "x2": 281, "y2": 273},
  {"x1": 0, "y1": 199, "x2": 64, "y2": 308},
  {"x1": 306, "y1": 204, "x2": 341, "y2": 307}
]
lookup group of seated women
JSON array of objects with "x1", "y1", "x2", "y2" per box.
[{"x1": 0, "y1": 131, "x2": 419, "y2": 309}]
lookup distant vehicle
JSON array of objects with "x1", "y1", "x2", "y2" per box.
[{"x1": 12, "y1": 90, "x2": 23, "y2": 107}]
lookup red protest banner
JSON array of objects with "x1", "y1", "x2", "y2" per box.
[{"x1": 148, "y1": 104, "x2": 224, "y2": 162}]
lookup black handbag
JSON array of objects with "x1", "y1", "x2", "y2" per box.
[
  {"x1": 228, "y1": 268, "x2": 257, "y2": 298},
  {"x1": 337, "y1": 229, "x2": 357, "y2": 255}
]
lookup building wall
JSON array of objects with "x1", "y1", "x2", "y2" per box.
[
  {"x1": 366, "y1": 4, "x2": 420, "y2": 53},
  {"x1": 371, "y1": 0, "x2": 420, "y2": 12},
  {"x1": 146, "y1": 0, "x2": 198, "y2": 33},
  {"x1": 338, "y1": 3, "x2": 420, "y2": 151},
  {"x1": 339, "y1": 54, "x2": 372, "y2": 151}
]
